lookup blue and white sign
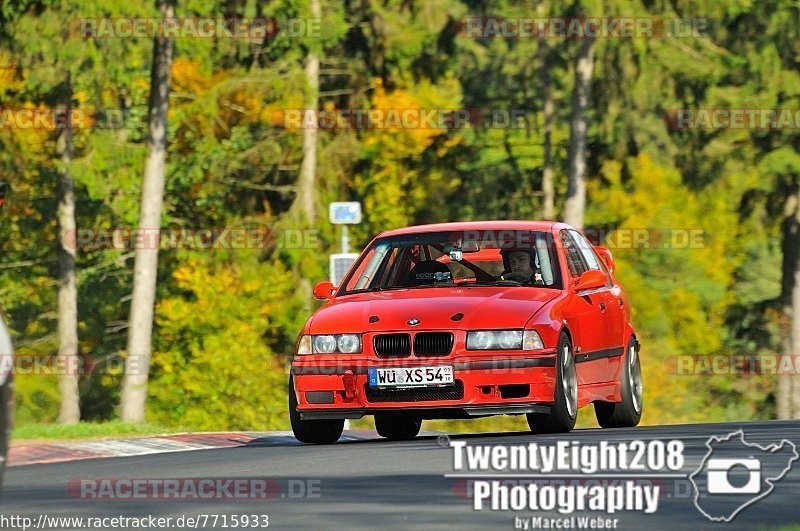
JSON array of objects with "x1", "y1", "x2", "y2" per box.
[{"x1": 329, "y1": 202, "x2": 362, "y2": 225}]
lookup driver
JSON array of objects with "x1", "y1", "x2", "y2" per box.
[{"x1": 499, "y1": 248, "x2": 540, "y2": 284}]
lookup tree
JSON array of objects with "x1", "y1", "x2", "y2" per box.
[
  {"x1": 563, "y1": 35, "x2": 595, "y2": 229},
  {"x1": 779, "y1": 183, "x2": 800, "y2": 418},
  {"x1": 539, "y1": 40, "x2": 556, "y2": 220},
  {"x1": 56, "y1": 73, "x2": 79, "y2": 424},
  {"x1": 293, "y1": 0, "x2": 322, "y2": 224},
  {"x1": 120, "y1": 0, "x2": 176, "y2": 423}
]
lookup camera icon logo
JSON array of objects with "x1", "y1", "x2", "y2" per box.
[
  {"x1": 706, "y1": 457, "x2": 761, "y2": 495},
  {"x1": 690, "y1": 430, "x2": 798, "y2": 522}
]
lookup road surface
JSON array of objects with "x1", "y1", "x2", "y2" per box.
[{"x1": 3, "y1": 420, "x2": 799, "y2": 530}]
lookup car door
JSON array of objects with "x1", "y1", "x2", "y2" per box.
[
  {"x1": 560, "y1": 230, "x2": 610, "y2": 384},
  {"x1": 568, "y1": 229, "x2": 625, "y2": 382}
]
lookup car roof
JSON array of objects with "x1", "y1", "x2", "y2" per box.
[{"x1": 377, "y1": 220, "x2": 567, "y2": 238}]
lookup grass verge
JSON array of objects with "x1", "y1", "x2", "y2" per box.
[{"x1": 11, "y1": 421, "x2": 184, "y2": 442}]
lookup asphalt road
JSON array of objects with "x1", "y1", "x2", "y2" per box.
[{"x1": 2, "y1": 420, "x2": 800, "y2": 530}]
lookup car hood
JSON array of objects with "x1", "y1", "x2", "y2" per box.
[{"x1": 308, "y1": 287, "x2": 560, "y2": 333}]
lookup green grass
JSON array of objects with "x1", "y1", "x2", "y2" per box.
[{"x1": 11, "y1": 421, "x2": 185, "y2": 442}]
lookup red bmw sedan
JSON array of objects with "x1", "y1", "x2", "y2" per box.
[{"x1": 289, "y1": 221, "x2": 643, "y2": 443}]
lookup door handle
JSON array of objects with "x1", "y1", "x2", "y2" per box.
[
  {"x1": 619, "y1": 298, "x2": 624, "y2": 307},
  {"x1": 599, "y1": 301, "x2": 606, "y2": 311}
]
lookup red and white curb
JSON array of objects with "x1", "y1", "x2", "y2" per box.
[{"x1": 7, "y1": 430, "x2": 385, "y2": 467}]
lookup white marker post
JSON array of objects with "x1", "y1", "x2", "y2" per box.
[{"x1": 329, "y1": 202, "x2": 362, "y2": 430}]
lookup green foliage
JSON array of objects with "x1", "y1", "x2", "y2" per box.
[
  {"x1": 588, "y1": 153, "x2": 745, "y2": 423},
  {"x1": 147, "y1": 251, "x2": 298, "y2": 430},
  {"x1": 2, "y1": 0, "x2": 798, "y2": 432}
]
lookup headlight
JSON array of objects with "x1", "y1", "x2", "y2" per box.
[
  {"x1": 466, "y1": 329, "x2": 544, "y2": 350},
  {"x1": 313, "y1": 335, "x2": 337, "y2": 353},
  {"x1": 498, "y1": 330, "x2": 522, "y2": 349},
  {"x1": 469, "y1": 331, "x2": 494, "y2": 350},
  {"x1": 337, "y1": 334, "x2": 361, "y2": 353},
  {"x1": 297, "y1": 334, "x2": 363, "y2": 354}
]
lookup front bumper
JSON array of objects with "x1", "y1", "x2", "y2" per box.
[{"x1": 291, "y1": 352, "x2": 557, "y2": 420}]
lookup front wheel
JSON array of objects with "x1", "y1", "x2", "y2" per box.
[
  {"x1": 527, "y1": 332, "x2": 578, "y2": 434},
  {"x1": 289, "y1": 376, "x2": 344, "y2": 444},
  {"x1": 595, "y1": 337, "x2": 643, "y2": 428},
  {"x1": 374, "y1": 414, "x2": 422, "y2": 440}
]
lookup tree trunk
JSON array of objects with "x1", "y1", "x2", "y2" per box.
[
  {"x1": 56, "y1": 73, "x2": 80, "y2": 425},
  {"x1": 779, "y1": 184, "x2": 800, "y2": 419},
  {"x1": 120, "y1": 0, "x2": 175, "y2": 423},
  {"x1": 563, "y1": 36, "x2": 595, "y2": 229},
  {"x1": 293, "y1": 0, "x2": 321, "y2": 223},
  {"x1": 539, "y1": 41, "x2": 555, "y2": 220}
]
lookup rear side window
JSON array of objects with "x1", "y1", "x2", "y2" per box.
[
  {"x1": 569, "y1": 229, "x2": 601, "y2": 271},
  {"x1": 561, "y1": 230, "x2": 588, "y2": 277}
]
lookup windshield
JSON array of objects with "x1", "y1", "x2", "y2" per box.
[{"x1": 339, "y1": 229, "x2": 562, "y2": 294}]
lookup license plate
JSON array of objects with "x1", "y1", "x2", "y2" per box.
[{"x1": 368, "y1": 366, "x2": 454, "y2": 388}]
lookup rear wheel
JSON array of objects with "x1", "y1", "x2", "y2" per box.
[
  {"x1": 288, "y1": 376, "x2": 344, "y2": 444},
  {"x1": 374, "y1": 414, "x2": 422, "y2": 441},
  {"x1": 526, "y1": 333, "x2": 577, "y2": 434},
  {"x1": 595, "y1": 337, "x2": 642, "y2": 428}
]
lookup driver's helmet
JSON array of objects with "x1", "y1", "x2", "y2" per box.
[{"x1": 499, "y1": 241, "x2": 538, "y2": 273}]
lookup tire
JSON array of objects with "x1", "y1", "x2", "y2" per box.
[
  {"x1": 595, "y1": 337, "x2": 643, "y2": 428},
  {"x1": 374, "y1": 414, "x2": 422, "y2": 441},
  {"x1": 527, "y1": 332, "x2": 578, "y2": 434},
  {"x1": 288, "y1": 376, "x2": 344, "y2": 444}
]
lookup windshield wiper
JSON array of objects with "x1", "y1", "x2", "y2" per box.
[
  {"x1": 407, "y1": 282, "x2": 456, "y2": 288},
  {"x1": 466, "y1": 280, "x2": 523, "y2": 287}
]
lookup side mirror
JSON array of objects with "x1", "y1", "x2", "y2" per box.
[
  {"x1": 573, "y1": 269, "x2": 607, "y2": 292},
  {"x1": 593, "y1": 245, "x2": 614, "y2": 274},
  {"x1": 313, "y1": 280, "x2": 336, "y2": 300},
  {"x1": 0, "y1": 181, "x2": 8, "y2": 212}
]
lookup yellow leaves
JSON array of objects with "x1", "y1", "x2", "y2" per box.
[
  {"x1": 148, "y1": 255, "x2": 297, "y2": 431},
  {"x1": 668, "y1": 288, "x2": 721, "y2": 354},
  {"x1": 73, "y1": 90, "x2": 88, "y2": 105},
  {"x1": 171, "y1": 260, "x2": 201, "y2": 288},
  {"x1": 222, "y1": 87, "x2": 266, "y2": 126},
  {"x1": 157, "y1": 297, "x2": 191, "y2": 325},
  {"x1": 600, "y1": 159, "x2": 622, "y2": 186},
  {"x1": 435, "y1": 134, "x2": 463, "y2": 157},
  {"x1": 590, "y1": 155, "x2": 736, "y2": 327},
  {"x1": 0, "y1": 60, "x2": 21, "y2": 90},
  {"x1": 587, "y1": 152, "x2": 746, "y2": 423},
  {"x1": 358, "y1": 75, "x2": 464, "y2": 231},
  {"x1": 364, "y1": 76, "x2": 463, "y2": 157},
  {"x1": 171, "y1": 58, "x2": 212, "y2": 96}
]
